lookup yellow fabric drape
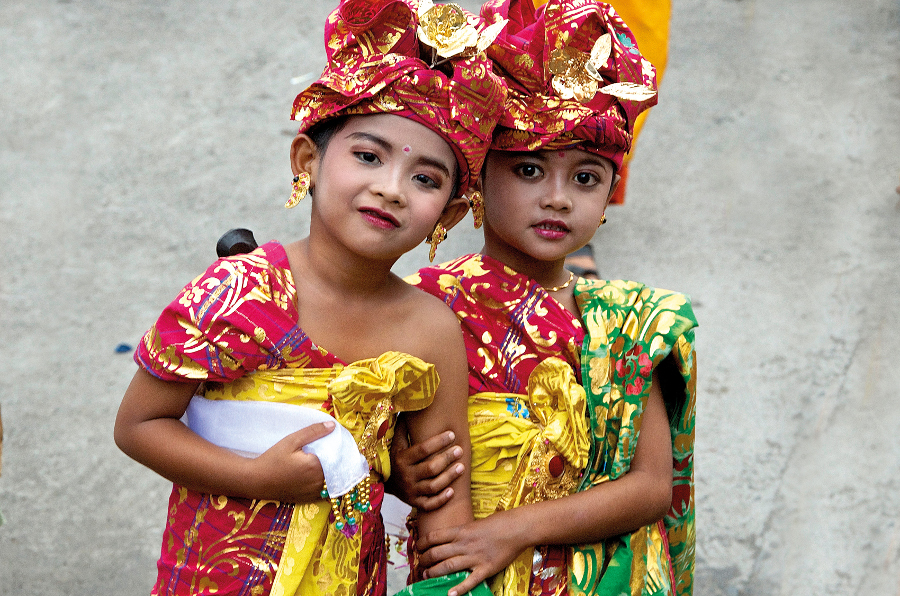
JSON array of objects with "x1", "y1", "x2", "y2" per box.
[
  {"x1": 204, "y1": 351, "x2": 438, "y2": 596},
  {"x1": 468, "y1": 358, "x2": 590, "y2": 596}
]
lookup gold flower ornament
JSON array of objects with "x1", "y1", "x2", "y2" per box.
[
  {"x1": 549, "y1": 33, "x2": 657, "y2": 103},
  {"x1": 417, "y1": 0, "x2": 507, "y2": 65}
]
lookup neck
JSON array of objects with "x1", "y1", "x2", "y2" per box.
[
  {"x1": 288, "y1": 235, "x2": 398, "y2": 298},
  {"x1": 480, "y1": 240, "x2": 570, "y2": 292}
]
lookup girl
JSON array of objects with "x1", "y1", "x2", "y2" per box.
[
  {"x1": 113, "y1": 1, "x2": 507, "y2": 595},
  {"x1": 399, "y1": 1, "x2": 698, "y2": 595}
]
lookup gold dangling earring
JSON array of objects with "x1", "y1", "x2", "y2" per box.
[
  {"x1": 598, "y1": 213, "x2": 607, "y2": 227},
  {"x1": 427, "y1": 223, "x2": 447, "y2": 262},
  {"x1": 468, "y1": 191, "x2": 484, "y2": 229},
  {"x1": 285, "y1": 172, "x2": 310, "y2": 208}
]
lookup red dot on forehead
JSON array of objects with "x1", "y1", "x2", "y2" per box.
[
  {"x1": 403, "y1": 145, "x2": 411, "y2": 152},
  {"x1": 558, "y1": 151, "x2": 566, "y2": 158}
]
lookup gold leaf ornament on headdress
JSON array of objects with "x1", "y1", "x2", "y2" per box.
[
  {"x1": 417, "y1": 0, "x2": 507, "y2": 64},
  {"x1": 550, "y1": 33, "x2": 656, "y2": 104}
]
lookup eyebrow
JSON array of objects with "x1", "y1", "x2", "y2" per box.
[{"x1": 347, "y1": 131, "x2": 453, "y2": 180}]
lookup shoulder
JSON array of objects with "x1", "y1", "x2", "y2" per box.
[
  {"x1": 393, "y1": 281, "x2": 465, "y2": 360},
  {"x1": 406, "y1": 253, "x2": 487, "y2": 294},
  {"x1": 576, "y1": 278, "x2": 697, "y2": 326}
]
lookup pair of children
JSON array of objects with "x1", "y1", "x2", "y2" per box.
[{"x1": 115, "y1": 0, "x2": 697, "y2": 595}]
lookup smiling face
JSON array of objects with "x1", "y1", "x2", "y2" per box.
[
  {"x1": 480, "y1": 148, "x2": 616, "y2": 275},
  {"x1": 293, "y1": 113, "x2": 465, "y2": 265}
]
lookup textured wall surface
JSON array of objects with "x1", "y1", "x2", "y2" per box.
[{"x1": 1, "y1": 0, "x2": 898, "y2": 594}]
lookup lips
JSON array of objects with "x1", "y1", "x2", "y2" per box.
[
  {"x1": 359, "y1": 207, "x2": 400, "y2": 229},
  {"x1": 533, "y1": 220, "x2": 570, "y2": 239}
]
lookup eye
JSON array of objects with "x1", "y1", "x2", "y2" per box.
[
  {"x1": 413, "y1": 173, "x2": 441, "y2": 189},
  {"x1": 574, "y1": 171, "x2": 600, "y2": 186},
  {"x1": 515, "y1": 163, "x2": 543, "y2": 179},
  {"x1": 355, "y1": 151, "x2": 381, "y2": 165}
]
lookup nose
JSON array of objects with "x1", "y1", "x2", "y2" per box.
[
  {"x1": 371, "y1": 167, "x2": 407, "y2": 206},
  {"x1": 539, "y1": 177, "x2": 572, "y2": 212}
]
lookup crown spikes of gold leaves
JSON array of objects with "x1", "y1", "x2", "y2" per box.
[
  {"x1": 417, "y1": 0, "x2": 507, "y2": 66},
  {"x1": 549, "y1": 33, "x2": 656, "y2": 103}
]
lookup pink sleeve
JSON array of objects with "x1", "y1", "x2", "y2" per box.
[{"x1": 135, "y1": 243, "x2": 301, "y2": 383}]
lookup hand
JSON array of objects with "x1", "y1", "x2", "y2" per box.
[
  {"x1": 388, "y1": 420, "x2": 465, "y2": 511},
  {"x1": 416, "y1": 514, "x2": 528, "y2": 596},
  {"x1": 247, "y1": 421, "x2": 334, "y2": 503}
]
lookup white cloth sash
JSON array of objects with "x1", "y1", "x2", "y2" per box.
[{"x1": 183, "y1": 396, "x2": 370, "y2": 497}]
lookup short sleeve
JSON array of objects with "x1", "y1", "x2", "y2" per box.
[{"x1": 135, "y1": 242, "x2": 309, "y2": 382}]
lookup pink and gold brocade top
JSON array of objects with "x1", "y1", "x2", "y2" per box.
[{"x1": 136, "y1": 242, "x2": 438, "y2": 596}]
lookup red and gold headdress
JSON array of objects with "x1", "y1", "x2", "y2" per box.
[
  {"x1": 480, "y1": 0, "x2": 658, "y2": 169},
  {"x1": 292, "y1": 0, "x2": 509, "y2": 192}
]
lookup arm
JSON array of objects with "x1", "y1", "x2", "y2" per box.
[
  {"x1": 402, "y1": 308, "x2": 474, "y2": 537},
  {"x1": 114, "y1": 368, "x2": 332, "y2": 502},
  {"x1": 417, "y1": 371, "x2": 672, "y2": 594}
]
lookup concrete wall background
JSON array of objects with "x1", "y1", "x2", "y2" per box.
[{"x1": 1, "y1": 0, "x2": 898, "y2": 594}]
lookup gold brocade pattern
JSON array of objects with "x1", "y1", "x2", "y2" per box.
[
  {"x1": 467, "y1": 358, "x2": 589, "y2": 596},
  {"x1": 198, "y1": 352, "x2": 438, "y2": 596}
]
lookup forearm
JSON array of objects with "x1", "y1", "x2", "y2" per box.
[
  {"x1": 405, "y1": 410, "x2": 473, "y2": 537},
  {"x1": 491, "y1": 468, "x2": 672, "y2": 548},
  {"x1": 115, "y1": 369, "x2": 326, "y2": 502},
  {"x1": 115, "y1": 415, "x2": 262, "y2": 497}
]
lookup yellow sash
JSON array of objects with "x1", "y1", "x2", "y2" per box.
[
  {"x1": 468, "y1": 358, "x2": 590, "y2": 596},
  {"x1": 204, "y1": 351, "x2": 438, "y2": 596}
]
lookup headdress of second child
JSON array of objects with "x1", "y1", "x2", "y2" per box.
[
  {"x1": 292, "y1": 0, "x2": 509, "y2": 195},
  {"x1": 481, "y1": 0, "x2": 658, "y2": 171}
]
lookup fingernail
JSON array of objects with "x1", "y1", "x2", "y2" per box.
[
  {"x1": 324, "y1": 421, "x2": 335, "y2": 429},
  {"x1": 449, "y1": 591, "x2": 458, "y2": 596},
  {"x1": 445, "y1": 487, "x2": 454, "y2": 497},
  {"x1": 447, "y1": 431, "x2": 455, "y2": 441},
  {"x1": 452, "y1": 446, "x2": 463, "y2": 457},
  {"x1": 455, "y1": 463, "x2": 464, "y2": 474}
]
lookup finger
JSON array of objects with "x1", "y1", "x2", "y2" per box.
[
  {"x1": 447, "y1": 568, "x2": 490, "y2": 596},
  {"x1": 422, "y1": 445, "x2": 464, "y2": 478},
  {"x1": 416, "y1": 526, "x2": 455, "y2": 553},
  {"x1": 286, "y1": 421, "x2": 335, "y2": 449},
  {"x1": 392, "y1": 423, "x2": 410, "y2": 453},
  {"x1": 422, "y1": 553, "x2": 471, "y2": 580},
  {"x1": 412, "y1": 487, "x2": 454, "y2": 513},
  {"x1": 405, "y1": 430, "x2": 457, "y2": 464},
  {"x1": 447, "y1": 569, "x2": 487, "y2": 596}
]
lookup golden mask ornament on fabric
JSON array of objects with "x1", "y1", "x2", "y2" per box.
[{"x1": 285, "y1": 172, "x2": 310, "y2": 208}]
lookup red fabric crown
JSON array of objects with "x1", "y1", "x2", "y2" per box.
[
  {"x1": 292, "y1": 0, "x2": 509, "y2": 193},
  {"x1": 480, "y1": 0, "x2": 658, "y2": 169}
]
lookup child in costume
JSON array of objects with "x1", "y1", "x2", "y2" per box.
[
  {"x1": 113, "y1": 1, "x2": 508, "y2": 595},
  {"x1": 398, "y1": 1, "x2": 697, "y2": 595}
]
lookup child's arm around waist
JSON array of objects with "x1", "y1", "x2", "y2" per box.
[
  {"x1": 416, "y1": 371, "x2": 672, "y2": 594},
  {"x1": 114, "y1": 370, "x2": 331, "y2": 503}
]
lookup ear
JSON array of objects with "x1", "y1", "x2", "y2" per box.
[
  {"x1": 604, "y1": 173, "x2": 621, "y2": 210},
  {"x1": 437, "y1": 195, "x2": 471, "y2": 233},
  {"x1": 290, "y1": 134, "x2": 319, "y2": 182}
]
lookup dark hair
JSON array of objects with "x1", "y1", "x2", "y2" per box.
[{"x1": 305, "y1": 115, "x2": 350, "y2": 156}]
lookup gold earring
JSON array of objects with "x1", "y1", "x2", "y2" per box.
[
  {"x1": 427, "y1": 223, "x2": 447, "y2": 262},
  {"x1": 285, "y1": 172, "x2": 310, "y2": 208},
  {"x1": 599, "y1": 214, "x2": 607, "y2": 227},
  {"x1": 468, "y1": 191, "x2": 484, "y2": 229}
]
